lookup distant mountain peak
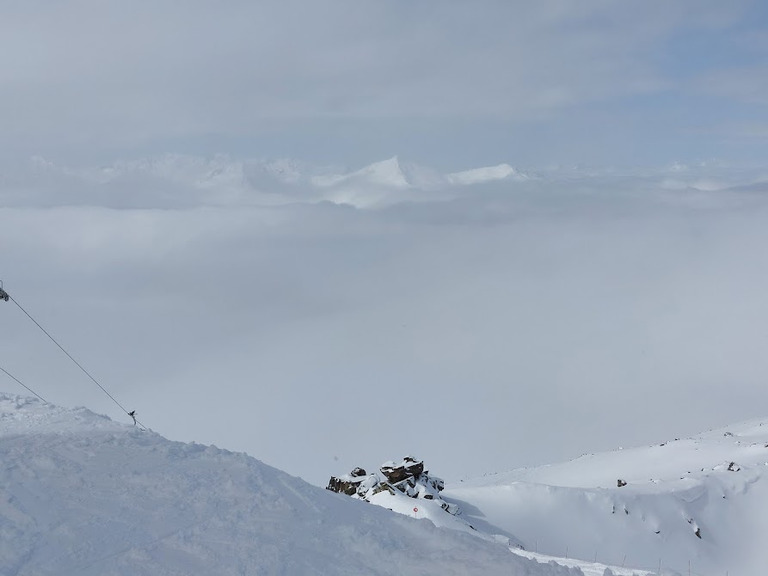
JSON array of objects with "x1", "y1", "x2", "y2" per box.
[
  {"x1": 446, "y1": 163, "x2": 527, "y2": 186},
  {"x1": 312, "y1": 156, "x2": 411, "y2": 190},
  {"x1": 354, "y1": 156, "x2": 411, "y2": 188}
]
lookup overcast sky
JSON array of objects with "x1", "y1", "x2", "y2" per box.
[
  {"x1": 2, "y1": 2, "x2": 768, "y2": 486},
  {"x1": 1, "y1": 1, "x2": 768, "y2": 167}
]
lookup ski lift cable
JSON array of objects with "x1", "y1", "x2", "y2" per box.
[
  {"x1": 0, "y1": 364, "x2": 48, "y2": 404},
  {"x1": 4, "y1": 290, "x2": 145, "y2": 429}
]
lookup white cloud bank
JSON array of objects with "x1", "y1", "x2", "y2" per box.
[{"x1": 2, "y1": 155, "x2": 768, "y2": 486}]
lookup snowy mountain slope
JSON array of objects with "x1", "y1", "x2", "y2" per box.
[
  {"x1": 444, "y1": 419, "x2": 768, "y2": 575},
  {"x1": 0, "y1": 394, "x2": 582, "y2": 576},
  {"x1": 325, "y1": 463, "x2": 654, "y2": 576}
]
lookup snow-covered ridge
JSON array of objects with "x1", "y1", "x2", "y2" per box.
[
  {"x1": 0, "y1": 393, "x2": 580, "y2": 576},
  {"x1": 0, "y1": 394, "x2": 118, "y2": 435},
  {"x1": 0, "y1": 154, "x2": 531, "y2": 209},
  {"x1": 7, "y1": 153, "x2": 768, "y2": 210},
  {"x1": 463, "y1": 418, "x2": 768, "y2": 489},
  {"x1": 445, "y1": 419, "x2": 768, "y2": 575},
  {"x1": 7, "y1": 392, "x2": 759, "y2": 574}
]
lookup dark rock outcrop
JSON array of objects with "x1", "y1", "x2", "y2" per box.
[{"x1": 327, "y1": 456, "x2": 458, "y2": 515}]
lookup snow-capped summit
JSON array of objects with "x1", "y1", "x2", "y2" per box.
[
  {"x1": 309, "y1": 157, "x2": 420, "y2": 208},
  {"x1": 446, "y1": 163, "x2": 528, "y2": 186},
  {"x1": 312, "y1": 156, "x2": 412, "y2": 189},
  {"x1": 0, "y1": 393, "x2": 579, "y2": 576}
]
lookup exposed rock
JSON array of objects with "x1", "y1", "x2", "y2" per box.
[
  {"x1": 371, "y1": 482, "x2": 396, "y2": 497},
  {"x1": 617, "y1": 479, "x2": 627, "y2": 487},
  {"x1": 326, "y1": 476, "x2": 359, "y2": 496},
  {"x1": 327, "y1": 456, "x2": 458, "y2": 516},
  {"x1": 381, "y1": 456, "x2": 425, "y2": 484},
  {"x1": 327, "y1": 467, "x2": 376, "y2": 497}
]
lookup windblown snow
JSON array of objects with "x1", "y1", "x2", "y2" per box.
[{"x1": 0, "y1": 394, "x2": 581, "y2": 576}]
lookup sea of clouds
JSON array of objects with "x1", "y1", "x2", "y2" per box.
[{"x1": 2, "y1": 155, "x2": 767, "y2": 486}]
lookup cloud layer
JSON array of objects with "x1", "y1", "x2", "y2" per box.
[{"x1": 2, "y1": 156, "x2": 768, "y2": 485}]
